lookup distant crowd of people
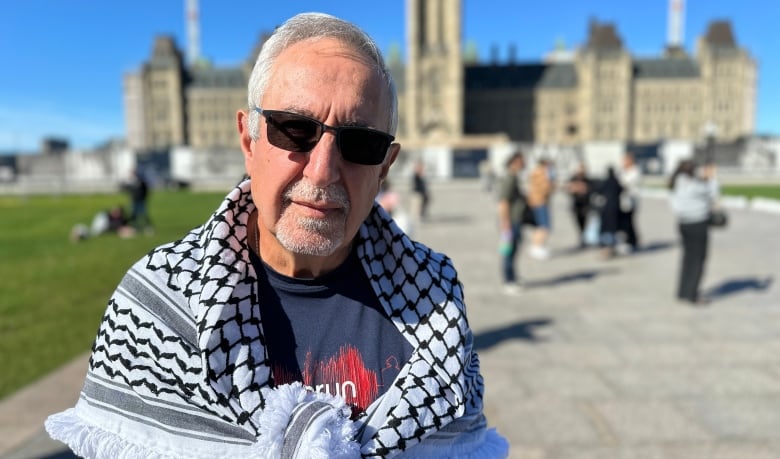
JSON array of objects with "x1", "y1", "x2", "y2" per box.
[
  {"x1": 72, "y1": 154, "x2": 721, "y2": 310},
  {"x1": 491, "y1": 150, "x2": 721, "y2": 306},
  {"x1": 372, "y1": 149, "x2": 723, "y2": 307}
]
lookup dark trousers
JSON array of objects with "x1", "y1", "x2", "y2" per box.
[
  {"x1": 502, "y1": 222, "x2": 522, "y2": 283},
  {"x1": 131, "y1": 199, "x2": 152, "y2": 230},
  {"x1": 572, "y1": 204, "x2": 588, "y2": 246},
  {"x1": 618, "y1": 209, "x2": 639, "y2": 249},
  {"x1": 677, "y1": 221, "x2": 709, "y2": 302}
]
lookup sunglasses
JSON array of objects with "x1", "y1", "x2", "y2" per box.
[{"x1": 253, "y1": 108, "x2": 394, "y2": 166}]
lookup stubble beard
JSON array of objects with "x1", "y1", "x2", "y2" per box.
[{"x1": 275, "y1": 181, "x2": 351, "y2": 256}]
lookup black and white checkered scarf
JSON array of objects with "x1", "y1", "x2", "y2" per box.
[{"x1": 46, "y1": 179, "x2": 508, "y2": 458}]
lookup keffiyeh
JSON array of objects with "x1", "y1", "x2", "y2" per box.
[{"x1": 46, "y1": 179, "x2": 508, "y2": 458}]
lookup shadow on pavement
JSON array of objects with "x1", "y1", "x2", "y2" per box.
[
  {"x1": 421, "y1": 214, "x2": 471, "y2": 225},
  {"x1": 552, "y1": 245, "x2": 595, "y2": 257},
  {"x1": 474, "y1": 318, "x2": 553, "y2": 351},
  {"x1": 553, "y1": 239, "x2": 676, "y2": 258},
  {"x1": 705, "y1": 276, "x2": 774, "y2": 301},
  {"x1": 523, "y1": 268, "x2": 620, "y2": 289},
  {"x1": 633, "y1": 239, "x2": 676, "y2": 254}
]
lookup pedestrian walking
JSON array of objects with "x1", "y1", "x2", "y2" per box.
[
  {"x1": 479, "y1": 159, "x2": 496, "y2": 193},
  {"x1": 597, "y1": 167, "x2": 623, "y2": 258},
  {"x1": 566, "y1": 162, "x2": 592, "y2": 248},
  {"x1": 411, "y1": 160, "x2": 430, "y2": 222},
  {"x1": 618, "y1": 152, "x2": 641, "y2": 251},
  {"x1": 125, "y1": 168, "x2": 152, "y2": 233},
  {"x1": 669, "y1": 160, "x2": 720, "y2": 305},
  {"x1": 497, "y1": 151, "x2": 526, "y2": 294}
]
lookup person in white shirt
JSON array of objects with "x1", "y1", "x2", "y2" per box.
[
  {"x1": 618, "y1": 152, "x2": 641, "y2": 251},
  {"x1": 668, "y1": 160, "x2": 719, "y2": 305}
]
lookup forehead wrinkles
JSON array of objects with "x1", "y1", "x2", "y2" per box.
[
  {"x1": 282, "y1": 37, "x2": 376, "y2": 68},
  {"x1": 268, "y1": 39, "x2": 388, "y2": 116}
]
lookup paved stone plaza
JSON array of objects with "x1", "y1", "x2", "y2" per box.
[
  {"x1": 420, "y1": 181, "x2": 780, "y2": 459},
  {"x1": 2, "y1": 180, "x2": 779, "y2": 458}
]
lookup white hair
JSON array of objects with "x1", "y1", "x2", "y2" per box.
[{"x1": 247, "y1": 12, "x2": 398, "y2": 139}]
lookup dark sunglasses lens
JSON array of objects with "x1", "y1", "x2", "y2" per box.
[
  {"x1": 266, "y1": 113, "x2": 320, "y2": 152},
  {"x1": 339, "y1": 128, "x2": 390, "y2": 165}
]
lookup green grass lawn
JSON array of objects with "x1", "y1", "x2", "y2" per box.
[
  {"x1": 0, "y1": 190, "x2": 225, "y2": 400},
  {"x1": 645, "y1": 182, "x2": 780, "y2": 201},
  {"x1": 721, "y1": 184, "x2": 780, "y2": 200}
]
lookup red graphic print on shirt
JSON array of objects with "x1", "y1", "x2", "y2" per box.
[{"x1": 274, "y1": 344, "x2": 401, "y2": 417}]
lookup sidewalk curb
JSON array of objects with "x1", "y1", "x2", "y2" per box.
[{"x1": 0, "y1": 353, "x2": 89, "y2": 456}]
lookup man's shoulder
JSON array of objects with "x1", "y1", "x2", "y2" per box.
[
  {"x1": 362, "y1": 207, "x2": 458, "y2": 277},
  {"x1": 408, "y1": 238, "x2": 450, "y2": 262},
  {"x1": 362, "y1": 230, "x2": 456, "y2": 278},
  {"x1": 406, "y1": 240, "x2": 461, "y2": 289},
  {"x1": 135, "y1": 227, "x2": 206, "y2": 284}
]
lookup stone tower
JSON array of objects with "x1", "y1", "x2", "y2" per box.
[
  {"x1": 696, "y1": 21, "x2": 757, "y2": 141},
  {"x1": 405, "y1": 0, "x2": 463, "y2": 144},
  {"x1": 141, "y1": 36, "x2": 186, "y2": 148}
]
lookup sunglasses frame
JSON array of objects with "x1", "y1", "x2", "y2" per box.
[{"x1": 253, "y1": 107, "x2": 394, "y2": 166}]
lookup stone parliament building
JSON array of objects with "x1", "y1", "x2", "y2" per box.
[
  {"x1": 2, "y1": 1, "x2": 772, "y2": 193},
  {"x1": 125, "y1": 1, "x2": 756, "y2": 152}
]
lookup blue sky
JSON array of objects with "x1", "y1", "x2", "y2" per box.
[{"x1": 0, "y1": 1, "x2": 777, "y2": 151}]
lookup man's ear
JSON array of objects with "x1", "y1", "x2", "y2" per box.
[
  {"x1": 237, "y1": 110, "x2": 252, "y2": 159},
  {"x1": 379, "y1": 143, "x2": 402, "y2": 181}
]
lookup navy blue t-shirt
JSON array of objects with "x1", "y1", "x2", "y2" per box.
[{"x1": 249, "y1": 247, "x2": 413, "y2": 417}]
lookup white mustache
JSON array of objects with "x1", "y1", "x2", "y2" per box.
[{"x1": 284, "y1": 181, "x2": 350, "y2": 211}]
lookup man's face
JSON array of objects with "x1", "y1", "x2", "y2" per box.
[{"x1": 238, "y1": 38, "x2": 399, "y2": 264}]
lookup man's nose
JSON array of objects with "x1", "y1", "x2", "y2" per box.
[{"x1": 302, "y1": 131, "x2": 341, "y2": 187}]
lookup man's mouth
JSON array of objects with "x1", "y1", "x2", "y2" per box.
[{"x1": 290, "y1": 200, "x2": 344, "y2": 218}]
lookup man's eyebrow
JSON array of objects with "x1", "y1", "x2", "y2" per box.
[
  {"x1": 339, "y1": 119, "x2": 372, "y2": 128},
  {"x1": 282, "y1": 106, "x2": 373, "y2": 128}
]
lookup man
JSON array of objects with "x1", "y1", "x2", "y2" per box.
[
  {"x1": 126, "y1": 168, "x2": 152, "y2": 233},
  {"x1": 565, "y1": 162, "x2": 591, "y2": 248},
  {"x1": 497, "y1": 152, "x2": 526, "y2": 294},
  {"x1": 411, "y1": 160, "x2": 430, "y2": 222},
  {"x1": 46, "y1": 13, "x2": 507, "y2": 459}
]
